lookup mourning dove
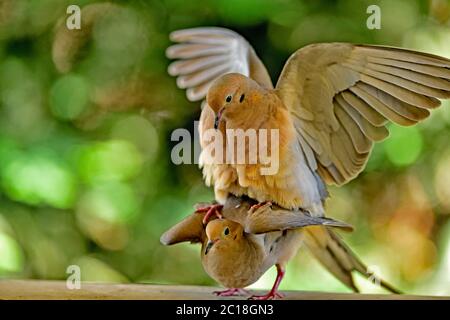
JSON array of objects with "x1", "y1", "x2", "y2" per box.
[
  {"x1": 161, "y1": 196, "x2": 399, "y2": 299},
  {"x1": 165, "y1": 27, "x2": 447, "y2": 297},
  {"x1": 166, "y1": 27, "x2": 450, "y2": 218}
]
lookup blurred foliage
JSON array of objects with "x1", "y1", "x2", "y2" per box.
[{"x1": 0, "y1": 0, "x2": 449, "y2": 295}]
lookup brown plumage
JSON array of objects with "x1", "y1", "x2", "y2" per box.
[
  {"x1": 166, "y1": 27, "x2": 449, "y2": 297},
  {"x1": 161, "y1": 196, "x2": 399, "y2": 299},
  {"x1": 167, "y1": 27, "x2": 450, "y2": 217}
]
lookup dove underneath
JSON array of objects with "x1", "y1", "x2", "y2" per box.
[{"x1": 161, "y1": 196, "x2": 399, "y2": 299}]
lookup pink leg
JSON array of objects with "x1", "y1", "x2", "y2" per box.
[
  {"x1": 195, "y1": 204, "x2": 223, "y2": 224},
  {"x1": 249, "y1": 201, "x2": 272, "y2": 212},
  {"x1": 249, "y1": 264, "x2": 285, "y2": 300},
  {"x1": 214, "y1": 288, "x2": 249, "y2": 297}
]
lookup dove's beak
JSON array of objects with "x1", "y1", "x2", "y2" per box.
[
  {"x1": 214, "y1": 107, "x2": 225, "y2": 130},
  {"x1": 205, "y1": 239, "x2": 218, "y2": 255}
]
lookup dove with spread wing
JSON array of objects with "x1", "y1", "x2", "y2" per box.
[
  {"x1": 166, "y1": 27, "x2": 450, "y2": 298},
  {"x1": 167, "y1": 27, "x2": 450, "y2": 218}
]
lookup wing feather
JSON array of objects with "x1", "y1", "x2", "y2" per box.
[
  {"x1": 166, "y1": 27, "x2": 273, "y2": 103},
  {"x1": 276, "y1": 43, "x2": 450, "y2": 185},
  {"x1": 334, "y1": 102, "x2": 373, "y2": 154}
]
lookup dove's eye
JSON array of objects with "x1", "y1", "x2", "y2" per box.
[
  {"x1": 225, "y1": 95, "x2": 232, "y2": 103},
  {"x1": 239, "y1": 94, "x2": 245, "y2": 103},
  {"x1": 224, "y1": 227, "x2": 230, "y2": 236}
]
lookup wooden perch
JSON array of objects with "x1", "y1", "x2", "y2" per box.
[{"x1": 0, "y1": 280, "x2": 448, "y2": 300}]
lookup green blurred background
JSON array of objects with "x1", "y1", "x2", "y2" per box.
[{"x1": 0, "y1": 0, "x2": 449, "y2": 295}]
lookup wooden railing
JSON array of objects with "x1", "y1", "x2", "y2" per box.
[{"x1": 0, "y1": 280, "x2": 448, "y2": 300}]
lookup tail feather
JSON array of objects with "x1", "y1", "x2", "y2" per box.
[{"x1": 303, "y1": 226, "x2": 401, "y2": 294}]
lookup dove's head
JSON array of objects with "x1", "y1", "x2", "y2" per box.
[
  {"x1": 206, "y1": 73, "x2": 264, "y2": 129},
  {"x1": 204, "y1": 218, "x2": 244, "y2": 255}
]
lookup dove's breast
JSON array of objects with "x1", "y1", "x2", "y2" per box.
[
  {"x1": 199, "y1": 94, "x2": 326, "y2": 214},
  {"x1": 198, "y1": 103, "x2": 248, "y2": 204},
  {"x1": 229, "y1": 106, "x2": 326, "y2": 213},
  {"x1": 201, "y1": 230, "x2": 305, "y2": 289},
  {"x1": 201, "y1": 236, "x2": 266, "y2": 288}
]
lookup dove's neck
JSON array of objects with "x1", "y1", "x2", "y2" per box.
[
  {"x1": 224, "y1": 91, "x2": 295, "y2": 144},
  {"x1": 224, "y1": 110, "x2": 267, "y2": 131}
]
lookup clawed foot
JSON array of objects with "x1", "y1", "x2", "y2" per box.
[
  {"x1": 214, "y1": 288, "x2": 249, "y2": 297},
  {"x1": 249, "y1": 264, "x2": 285, "y2": 300},
  {"x1": 248, "y1": 291, "x2": 284, "y2": 300},
  {"x1": 249, "y1": 201, "x2": 272, "y2": 213},
  {"x1": 195, "y1": 204, "x2": 223, "y2": 224}
]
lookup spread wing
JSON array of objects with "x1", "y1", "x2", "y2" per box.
[
  {"x1": 276, "y1": 43, "x2": 450, "y2": 185},
  {"x1": 243, "y1": 202, "x2": 353, "y2": 234},
  {"x1": 221, "y1": 196, "x2": 353, "y2": 234},
  {"x1": 166, "y1": 27, "x2": 273, "y2": 103}
]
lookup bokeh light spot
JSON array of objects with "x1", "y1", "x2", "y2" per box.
[
  {"x1": 0, "y1": 232, "x2": 25, "y2": 274},
  {"x1": 77, "y1": 182, "x2": 139, "y2": 225},
  {"x1": 73, "y1": 256, "x2": 129, "y2": 283},
  {"x1": 78, "y1": 140, "x2": 143, "y2": 184},
  {"x1": 1, "y1": 150, "x2": 77, "y2": 209},
  {"x1": 49, "y1": 74, "x2": 90, "y2": 120},
  {"x1": 110, "y1": 115, "x2": 159, "y2": 162},
  {"x1": 384, "y1": 125, "x2": 423, "y2": 166}
]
